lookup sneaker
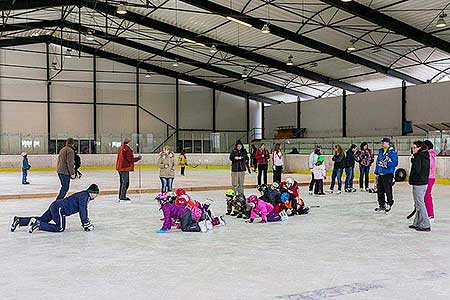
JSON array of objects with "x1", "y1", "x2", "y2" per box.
[
  {"x1": 336, "y1": 190, "x2": 342, "y2": 194},
  {"x1": 198, "y1": 220, "x2": 207, "y2": 233},
  {"x1": 360, "y1": 188, "x2": 365, "y2": 192},
  {"x1": 280, "y1": 211, "x2": 288, "y2": 221},
  {"x1": 22, "y1": 182, "x2": 30, "y2": 185},
  {"x1": 118, "y1": 197, "x2": 131, "y2": 203},
  {"x1": 375, "y1": 206, "x2": 386, "y2": 212},
  {"x1": 351, "y1": 188, "x2": 357, "y2": 192},
  {"x1": 309, "y1": 191, "x2": 313, "y2": 195},
  {"x1": 318, "y1": 192, "x2": 326, "y2": 195},
  {"x1": 10, "y1": 216, "x2": 20, "y2": 232},
  {"x1": 28, "y1": 218, "x2": 39, "y2": 233},
  {"x1": 429, "y1": 217, "x2": 435, "y2": 223},
  {"x1": 328, "y1": 190, "x2": 334, "y2": 194}
]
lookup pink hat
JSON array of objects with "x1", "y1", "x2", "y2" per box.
[{"x1": 247, "y1": 195, "x2": 258, "y2": 204}]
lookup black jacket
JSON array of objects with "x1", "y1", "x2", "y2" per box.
[
  {"x1": 332, "y1": 153, "x2": 345, "y2": 169},
  {"x1": 409, "y1": 150, "x2": 430, "y2": 186},
  {"x1": 229, "y1": 148, "x2": 249, "y2": 172},
  {"x1": 344, "y1": 149, "x2": 355, "y2": 168}
]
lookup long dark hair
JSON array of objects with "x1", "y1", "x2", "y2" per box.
[
  {"x1": 273, "y1": 143, "x2": 281, "y2": 153},
  {"x1": 360, "y1": 142, "x2": 368, "y2": 150},
  {"x1": 180, "y1": 149, "x2": 186, "y2": 156}
]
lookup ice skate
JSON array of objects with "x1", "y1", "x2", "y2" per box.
[
  {"x1": 28, "y1": 218, "x2": 39, "y2": 233},
  {"x1": 198, "y1": 220, "x2": 207, "y2": 233},
  {"x1": 280, "y1": 211, "x2": 288, "y2": 221},
  {"x1": 385, "y1": 204, "x2": 392, "y2": 213},
  {"x1": 10, "y1": 216, "x2": 20, "y2": 232},
  {"x1": 374, "y1": 206, "x2": 386, "y2": 212}
]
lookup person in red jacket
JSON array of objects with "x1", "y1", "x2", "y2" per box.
[
  {"x1": 255, "y1": 143, "x2": 270, "y2": 186},
  {"x1": 115, "y1": 138, "x2": 142, "y2": 201},
  {"x1": 280, "y1": 177, "x2": 309, "y2": 216}
]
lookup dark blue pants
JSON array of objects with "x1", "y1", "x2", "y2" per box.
[
  {"x1": 330, "y1": 168, "x2": 343, "y2": 191},
  {"x1": 57, "y1": 173, "x2": 70, "y2": 200},
  {"x1": 17, "y1": 202, "x2": 66, "y2": 232},
  {"x1": 345, "y1": 167, "x2": 354, "y2": 189},
  {"x1": 359, "y1": 165, "x2": 370, "y2": 189},
  {"x1": 22, "y1": 169, "x2": 28, "y2": 183},
  {"x1": 160, "y1": 177, "x2": 174, "y2": 193}
]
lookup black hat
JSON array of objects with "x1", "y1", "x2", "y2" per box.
[
  {"x1": 87, "y1": 184, "x2": 100, "y2": 194},
  {"x1": 235, "y1": 139, "x2": 243, "y2": 146},
  {"x1": 381, "y1": 137, "x2": 391, "y2": 143}
]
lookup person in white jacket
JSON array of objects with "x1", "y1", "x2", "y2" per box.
[
  {"x1": 308, "y1": 146, "x2": 322, "y2": 195},
  {"x1": 312, "y1": 156, "x2": 326, "y2": 195}
]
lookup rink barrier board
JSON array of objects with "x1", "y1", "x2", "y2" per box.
[{"x1": 0, "y1": 179, "x2": 367, "y2": 201}]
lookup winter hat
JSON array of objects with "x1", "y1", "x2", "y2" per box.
[
  {"x1": 235, "y1": 139, "x2": 243, "y2": 147},
  {"x1": 176, "y1": 188, "x2": 186, "y2": 197},
  {"x1": 281, "y1": 192, "x2": 291, "y2": 203},
  {"x1": 21, "y1": 152, "x2": 27, "y2": 157},
  {"x1": 271, "y1": 182, "x2": 279, "y2": 189},
  {"x1": 87, "y1": 184, "x2": 100, "y2": 194},
  {"x1": 225, "y1": 189, "x2": 235, "y2": 197},
  {"x1": 381, "y1": 137, "x2": 391, "y2": 143}
]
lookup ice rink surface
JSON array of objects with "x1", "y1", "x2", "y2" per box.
[{"x1": 1, "y1": 183, "x2": 450, "y2": 300}]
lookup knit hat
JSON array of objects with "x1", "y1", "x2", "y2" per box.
[
  {"x1": 247, "y1": 195, "x2": 258, "y2": 204},
  {"x1": 235, "y1": 139, "x2": 243, "y2": 146},
  {"x1": 87, "y1": 184, "x2": 100, "y2": 194},
  {"x1": 21, "y1": 152, "x2": 27, "y2": 157}
]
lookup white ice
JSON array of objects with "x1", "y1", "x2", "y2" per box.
[{"x1": 1, "y1": 183, "x2": 450, "y2": 300}]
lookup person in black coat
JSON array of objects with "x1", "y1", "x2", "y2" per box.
[
  {"x1": 229, "y1": 140, "x2": 249, "y2": 194},
  {"x1": 344, "y1": 144, "x2": 358, "y2": 192},
  {"x1": 408, "y1": 141, "x2": 431, "y2": 232}
]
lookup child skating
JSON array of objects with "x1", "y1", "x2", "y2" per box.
[
  {"x1": 245, "y1": 195, "x2": 287, "y2": 224},
  {"x1": 312, "y1": 156, "x2": 326, "y2": 195},
  {"x1": 20, "y1": 152, "x2": 31, "y2": 184},
  {"x1": 10, "y1": 184, "x2": 99, "y2": 233}
]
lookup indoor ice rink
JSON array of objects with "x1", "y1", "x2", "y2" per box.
[{"x1": 1, "y1": 1, "x2": 450, "y2": 300}]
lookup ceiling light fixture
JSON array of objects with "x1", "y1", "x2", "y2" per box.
[
  {"x1": 346, "y1": 39, "x2": 356, "y2": 52},
  {"x1": 65, "y1": 48, "x2": 72, "y2": 59},
  {"x1": 286, "y1": 55, "x2": 294, "y2": 66},
  {"x1": 227, "y1": 16, "x2": 252, "y2": 28},
  {"x1": 86, "y1": 31, "x2": 95, "y2": 41},
  {"x1": 172, "y1": 59, "x2": 179, "y2": 67},
  {"x1": 341, "y1": 0, "x2": 352, "y2": 2},
  {"x1": 436, "y1": 13, "x2": 447, "y2": 28},
  {"x1": 117, "y1": 2, "x2": 128, "y2": 15},
  {"x1": 242, "y1": 68, "x2": 248, "y2": 78},
  {"x1": 145, "y1": 71, "x2": 151, "y2": 78},
  {"x1": 210, "y1": 44, "x2": 218, "y2": 53},
  {"x1": 31, "y1": 32, "x2": 39, "y2": 37},
  {"x1": 183, "y1": 37, "x2": 197, "y2": 44},
  {"x1": 261, "y1": 23, "x2": 270, "y2": 34}
]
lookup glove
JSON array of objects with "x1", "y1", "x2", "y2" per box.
[
  {"x1": 83, "y1": 222, "x2": 95, "y2": 231},
  {"x1": 157, "y1": 229, "x2": 169, "y2": 234}
]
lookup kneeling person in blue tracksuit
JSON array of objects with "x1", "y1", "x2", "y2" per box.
[{"x1": 10, "y1": 184, "x2": 99, "y2": 233}]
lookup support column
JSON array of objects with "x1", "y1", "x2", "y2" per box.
[
  {"x1": 175, "y1": 78, "x2": 179, "y2": 151},
  {"x1": 136, "y1": 66, "x2": 140, "y2": 152},
  {"x1": 296, "y1": 96, "x2": 301, "y2": 130},
  {"x1": 261, "y1": 102, "x2": 265, "y2": 140},
  {"x1": 342, "y1": 90, "x2": 347, "y2": 137},
  {"x1": 212, "y1": 87, "x2": 216, "y2": 132},
  {"x1": 93, "y1": 54, "x2": 97, "y2": 153},
  {"x1": 401, "y1": 80, "x2": 407, "y2": 136},
  {"x1": 46, "y1": 42, "x2": 51, "y2": 153},
  {"x1": 246, "y1": 94, "x2": 250, "y2": 143}
]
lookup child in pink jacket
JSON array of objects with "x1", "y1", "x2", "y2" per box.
[
  {"x1": 245, "y1": 195, "x2": 284, "y2": 223},
  {"x1": 424, "y1": 140, "x2": 436, "y2": 220}
]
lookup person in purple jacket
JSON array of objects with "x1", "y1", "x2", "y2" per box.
[
  {"x1": 157, "y1": 196, "x2": 207, "y2": 233},
  {"x1": 10, "y1": 184, "x2": 99, "y2": 233}
]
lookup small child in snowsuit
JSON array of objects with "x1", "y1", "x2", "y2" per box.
[
  {"x1": 225, "y1": 189, "x2": 250, "y2": 218},
  {"x1": 178, "y1": 150, "x2": 187, "y2": 176},
  {"x1": 312, "y1": 156, "x2": 326, "y2": 195},
  {"x1": 245, "y1": 195, "x2": 286, "y2": 223},
  {"x1": 21, "y1": 152, "x2": 31, "y2": 184},
  {"x1": 279, "y1": 177, "x2": 309, "y2": 216}
]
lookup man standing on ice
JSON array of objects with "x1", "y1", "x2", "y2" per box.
[{"x1": 10, "y1": 184, "x2": 99, "y2": 233}]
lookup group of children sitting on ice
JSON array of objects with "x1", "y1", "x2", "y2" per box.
[
  {"x1": 156, "y1": 177, "x2": 310, "y2": 233},
  {"x1": 225, "y1": 177, "x2": 310, "y2": 223}
]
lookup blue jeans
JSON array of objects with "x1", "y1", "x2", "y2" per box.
[
  {"x1": 22, "y1": 169, "x2": 28, "y2": 183},
  {"x1": 359, "y1": 165, "x2": 370, "y2": 189},
  {"x1": 330, "y1": 168, "x2": 343, "y2": 191},
  {"x1": 345, "y1": 167, "x2": 354, "y2": 189},
  {"x1": 160, "y1": 177, "x2": 174, "y2": 193},
  {"x1": 57, "y1": 173, "x2": 70, "y2": 200}
]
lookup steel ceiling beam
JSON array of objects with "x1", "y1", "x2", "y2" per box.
[
  {"x1": 81, "y1": 0, "x2": 366, "y2": 93},
  {"x1": 0, "y1": 0, "x2": 77, "y2": 11},
  {"x1": 0, "y1": 19, "x2": 315, "y2": 99},
  {"x1": 46, "y1": 36, "x2": 280, "y2": 104},
  {"x1": 60, "y1": 21, "x2": 316, "y2": 99},
  {"x1": 0, "y1": 35, "x2": 47, "y2": 47},
  {"x1": 179, "y1": 0, "x2": 424, "y2": 85},
  {"x1": 320, "y1": 0, "x2": 450, "y2": 56}
]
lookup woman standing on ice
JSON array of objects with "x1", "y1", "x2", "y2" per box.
[
  {"x1": 158, "y1": 146, "x2": 176, "y2": 193},
  {"x1": 423, "y1": 140, "x2": 436, "y2": 221},
  {"x1": 271, "y1": 143, "x2": 284, "y2": 183},
  {"x1": 408, "y1": 141, "x2": 431, "y2": 232}
]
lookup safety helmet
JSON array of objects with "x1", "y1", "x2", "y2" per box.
[
  {"x1": 271, "y1": 182, "x2": 279, "y2": 189},
  {"x1": 257, "y1": 184, "x2": 268, "y2": 194},
  {"x1": 281, "y1": 192, "x2": 291, "y2": 203},
  {"x1": 247, "y1": 195, "x2": 258, "y2": 204},
  {"x1": 175, "y1": 194, "x2": 191, "y2": 206},
  {"x1": 175, "y1": 188, "x2": 186, "y2": 197},
  {"x1": 286, "y1": 177, "x2": 295, "y2": 187},
  {"x1": 225, "y1": 189, "x2": 235, "y2": 197}
]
